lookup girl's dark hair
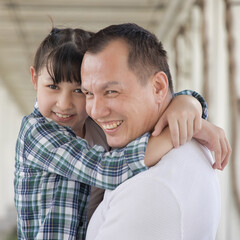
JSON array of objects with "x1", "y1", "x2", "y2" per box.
[{"x1": 33, "y1": 27, "x2": 94, "y2": 84}]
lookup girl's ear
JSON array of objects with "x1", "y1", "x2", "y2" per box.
[
  {"x1": 30, "y1": 66, "x2": 38, "y2": 90},
  {"x1": 152, "y1": 71, "x2": 169, "y2": 103}
]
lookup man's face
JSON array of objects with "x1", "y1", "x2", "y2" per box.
[{"x1": 81, "y1": 40, "x2": 159, "y2": 147}]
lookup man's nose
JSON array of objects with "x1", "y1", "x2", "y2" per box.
[
  {"x1": 57, "y1": 92, "x2": 73, "y2": 110},
  {"x1": 90, "y1": 97, "x2": 110, "y2": 120}
]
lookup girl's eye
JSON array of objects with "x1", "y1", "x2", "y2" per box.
[
  {"x1": 74, "y1": 89, "x2": 83, "y2": 93},
  {"x1": 48, "y1": 84, "x2": 58, "y2": 90}
]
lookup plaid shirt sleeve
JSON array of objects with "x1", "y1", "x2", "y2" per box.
[
  {"x1": 23, "y1": 117, "x2": 149, "y2": 190},
  {"x1": 174, "y1": 90, "x2": 208, "y2": 120}
]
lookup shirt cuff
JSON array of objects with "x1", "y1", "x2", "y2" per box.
[
  {"x1": 123, "y1": 132, "x2": 150, "y2": 175},
  {"x1": 174, "y1": 90, "x2": 208, "y2": 120}
]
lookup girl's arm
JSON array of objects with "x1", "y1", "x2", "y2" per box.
[
  {"x1": 20, "y1": 116, "x2": 149, "y2": 190},
  {"x1": 145, "y1": 127, "x2": 172, "y2": 167},
  {"x1": 148, "y1": 91, "x2": 231, "y2": 170}
]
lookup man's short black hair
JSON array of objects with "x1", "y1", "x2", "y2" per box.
[{"x1": 87, "y1": 23, "x2": 173, "y2": 93}]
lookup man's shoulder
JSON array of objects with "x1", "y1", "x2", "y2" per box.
[
  {"x1": 106, "y1": 139, "x2": 220, "y2": 218},
  {"x1": 146, "y1": 139, "x2": 216, "y2": 185},
  {"x1": 101, "y1": 143, "x2": 220, "y2": 240},
  {"x1": 108, "y1": 139, "x2": 218, "y2": 199},
  {"x1": 162, "y1": 139, "x2": 214, "y2": 167}
]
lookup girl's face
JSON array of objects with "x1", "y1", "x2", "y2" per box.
[{"x1": 31, "y1": 66, "x2": 88, "y2": 137}]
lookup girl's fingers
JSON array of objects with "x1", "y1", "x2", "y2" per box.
[{"x1": 168, "y1": 118, "x2": 180, "y2": 148}]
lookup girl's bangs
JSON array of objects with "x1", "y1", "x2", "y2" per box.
[{"x1": 46, "y1": 43, "x2": 83, "y2": 84}]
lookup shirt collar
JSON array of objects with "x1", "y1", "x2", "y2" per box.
[{"x1": 33, "y1": 99, "x2": 43, "y2": 118}]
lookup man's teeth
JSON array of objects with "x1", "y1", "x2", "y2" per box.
[
  {"x1": 102, "y1": 121, "x2": 122, "y2": 130},
  {"x1": 56, "y1": 113, "x2": 71, "y2": 118}
]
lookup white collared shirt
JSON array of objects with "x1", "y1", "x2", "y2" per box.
[{"x1": 86, "y1": 140, "x2": 221, "y2": 240}]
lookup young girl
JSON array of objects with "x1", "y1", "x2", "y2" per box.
[{"x1": 14, "y1": 27, "x2": 226, "y2": 240}]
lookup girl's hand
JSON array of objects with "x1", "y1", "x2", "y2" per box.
[
  {"x1": 151, "y1": 95, "x2": 231, "y2": 170},
  {"x1": 193, "y1": 120, "x2": 231, "y2": 170},
  {"x1": 152, "y1": 95, "x2": 202, "y2": 148}
]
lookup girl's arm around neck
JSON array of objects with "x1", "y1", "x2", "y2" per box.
[{"x1": 145, "y1": 127, "x2": 173, "y2": 167}]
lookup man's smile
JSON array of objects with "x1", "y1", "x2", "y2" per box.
[{"x1": 99, "y1": 120, "x2": 123, "y2": 131}]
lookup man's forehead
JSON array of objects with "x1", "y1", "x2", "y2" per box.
[
  {"x1": 81, "y1": 40, "x2": 134, "y2": 91},
  {"x1": 84, "y1": 40, "x2": 129, "y2": 61}
]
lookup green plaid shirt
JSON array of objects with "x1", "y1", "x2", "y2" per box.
[
  {"x1": 14, "y1": 90, "x2": 207, "y2": 240},
  {"x1": 14, "y1": 102, "x2": 149, "y2": 240}
]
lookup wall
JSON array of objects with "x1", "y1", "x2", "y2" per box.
[{"x1": 0, "y1": 78, "x2": 22, "y2": 239}]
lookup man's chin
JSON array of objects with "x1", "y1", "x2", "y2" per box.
[{"x1": 106, "y1": 137, "x2": 128, "y2": 148}]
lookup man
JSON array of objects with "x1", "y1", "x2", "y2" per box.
[{"x1": 81, "y1": 23, "x2": 225, "y2": 239}]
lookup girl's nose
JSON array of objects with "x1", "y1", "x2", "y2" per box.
[{"x1": 56, "y1": 92, "x2": 73, "y2": 110}]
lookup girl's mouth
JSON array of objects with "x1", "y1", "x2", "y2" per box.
[{"x1": 55, "y1": 113, "x2": 72, "y2": 119}]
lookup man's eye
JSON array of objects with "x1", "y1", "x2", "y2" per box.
[
  {"x1": 106, "y1": 90, "x2": 118, "y2": 95},
  {"x1": 48, "y1": 85, "x2": 58, "y2": 90},
  {"x1": 107, "y1": 90, "x2": 115, "y2": 94},
  {"x1": 83, "y1": 91, "x2": 94, "y2": 97}
]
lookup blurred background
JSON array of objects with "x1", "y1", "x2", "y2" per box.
[{"x1": 0, "y1": 0, "x2": 239, "y2": 239}]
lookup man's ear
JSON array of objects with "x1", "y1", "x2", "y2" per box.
[
  {"x1": 152, "y1": 71, "x2": 169, "y2": 103},
  {"x1": 30, "y1": 66, "x2": 38, "y2": 90}
]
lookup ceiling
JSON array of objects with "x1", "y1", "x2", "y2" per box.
[{"x1": 0, "y1": 0, "x2": 189, "y2": 114}]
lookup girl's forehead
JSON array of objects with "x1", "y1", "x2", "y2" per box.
[
  {"x1": 38, "y1": 66, "x2": 50, "y2": 76},
  {"x1": 39, "y1": 68, "x2": 81, "y2": 86}
]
